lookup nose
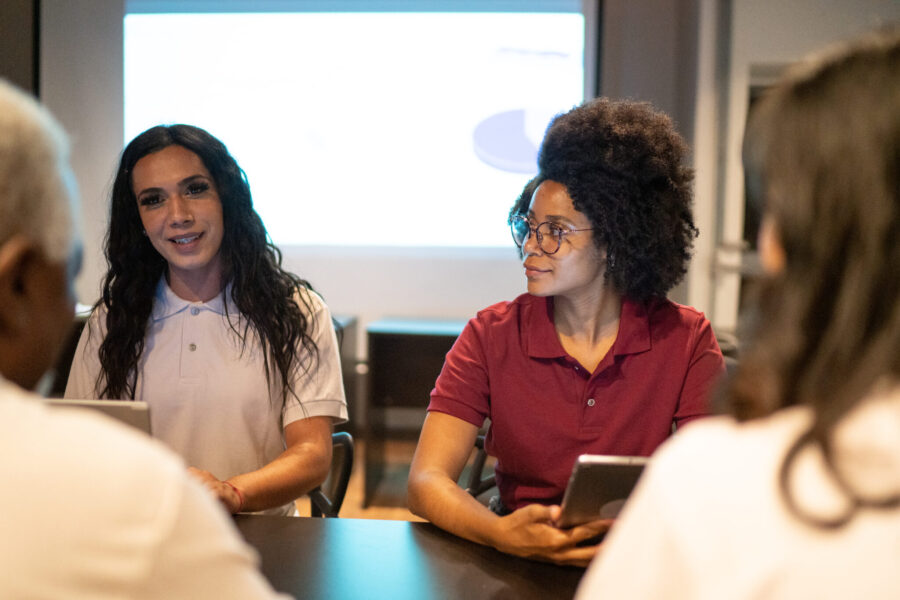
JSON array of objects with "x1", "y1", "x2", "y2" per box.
[
  {"x1": 522, "y1": 227, "x2": 542, "y2": 256},
  {"x1": 167, "y1": 194, "x2": 194, "y2": 226}
]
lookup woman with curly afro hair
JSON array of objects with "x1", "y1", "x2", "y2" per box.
[
  {"x1": 409, "y1": 98, "x2": 724, "y2": 566},
  {"x1": 65, "y1": 125, "x2": 347, "y2": 516}
]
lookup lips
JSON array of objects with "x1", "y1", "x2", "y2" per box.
[
  {"x1": 170, "y1": 232, "x2": 203, "y2": 245},
  {"x1": 524, "y1": 261, "x2": 550, "y2": 277}
]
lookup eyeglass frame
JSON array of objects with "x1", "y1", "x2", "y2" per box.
[{"x1": 508, "y1": 214, "x2": 594, "y2": 255}]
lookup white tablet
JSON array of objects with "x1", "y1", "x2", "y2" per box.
[
  {"x1": 45, "y1": 399, "x2": 152, "y2": 436},
  {"x1": 556, "y1": 454, "x2": 648, "y2": 529}
]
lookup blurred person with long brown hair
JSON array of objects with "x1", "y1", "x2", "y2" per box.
[{"x1": 577, "y1": 27, "x2": 900, "y2": 599}]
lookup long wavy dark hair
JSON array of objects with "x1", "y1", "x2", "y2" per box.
[
  {"x1": 733, "y1": 28, "x2": 900, "y2": 528},
  {"x1": 92, "y1": 124, "x2": 318, "y2": 409},
  {"x1": 510, "y1": 98, "x2": 697, "y2": 302}
]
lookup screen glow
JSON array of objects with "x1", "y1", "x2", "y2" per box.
[{"x1": 124, "y1": 9, "x2": 584, "y2": 247}]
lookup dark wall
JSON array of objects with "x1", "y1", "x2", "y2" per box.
[{"x1": 0, "y1": 0, "x2": 38, "y2": 94}]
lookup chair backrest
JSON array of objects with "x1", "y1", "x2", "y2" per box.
[
  {"x1": 724, "y1": 355, "x2": 739, "y2": 378},
  {"x1": 464, "y1": 434, "x2": 496, "y2": 499},
  {"x1": 48, "y1": 315, "x2": 87, "y2": 397},
  {"x1": 309, "y1": 431, "x2": 354, "y2": 517}
]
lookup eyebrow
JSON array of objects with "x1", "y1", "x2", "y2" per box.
[
  {"x1": 135, "y1": 174, "x2": 212, "y2": 197},
  {"x1": 527, "y1": 211, "x2": 577, "y2": 225},
  {"x1": 180, "y1": 174, "x2": 211, "y2": 185}
]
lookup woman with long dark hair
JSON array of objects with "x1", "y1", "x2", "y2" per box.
[
  {"x1": 66, "y1": 125, "x2": 347, "y2": 516},
  {"x1": 577, "y1": 28, "x2": 900, "y2": 597}
]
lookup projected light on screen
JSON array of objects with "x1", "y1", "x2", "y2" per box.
[{"x1": 124, "y1": 6, "x2": 584, "y2": 247}]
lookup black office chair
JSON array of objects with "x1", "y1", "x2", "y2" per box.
[
  {"x1": 464, "y1": 434, "x2": 496, "y2": 499},
  {"x1": 309, "y1": 431, "x2": 354, "y2": 517},
  {"x1": 724, "y1": 355, "x2": 740, "y2": 378},
  {"x1": 48, "y1": 315, "x2": 88, "y2": 397}
]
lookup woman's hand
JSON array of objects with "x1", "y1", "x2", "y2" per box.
[
  {"x1": 489, "y1": 504, "x2": 612, "y2": 567},
  {"x1": 187, "y1": 467, "x2": 243, "y2": 514},
  {"x1": 408, "y1": 413, "x2": 611, "y2": 567}
]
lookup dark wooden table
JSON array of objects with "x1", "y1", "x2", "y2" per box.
[{"x1": 234, "y1": 515, "x2": 584, "y2": 600}]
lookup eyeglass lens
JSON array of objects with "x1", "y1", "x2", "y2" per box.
[{"x1": 510, "y1": 218, "x2": 561, "y2": 254}]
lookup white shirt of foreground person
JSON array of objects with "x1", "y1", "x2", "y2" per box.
[
  {"x1": 66, "y1": 282, "x2": 347, "y2": 516},
  {"x1": 576, "y1": 386, "x2": 900, "y2": 600},
  {"x1": 0, "y1": 375, "x2": 288, "y2": 599}
]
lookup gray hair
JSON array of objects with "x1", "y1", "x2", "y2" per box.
[{"x1": 0, "y1": 79, "x2": 78, "y2": 263}]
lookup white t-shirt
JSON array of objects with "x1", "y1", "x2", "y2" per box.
[
  {"x1": 66, "y1": 279, "x2": 348, "y2": 516},
  {"x1": 0, "y1": 374, "x2": 287, "y2": 599},
  {"x1": 576, "y1": 386, "x2": 900, "y2": 600}
]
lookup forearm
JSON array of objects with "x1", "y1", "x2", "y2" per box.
[
  {"x1": 227, "y1": 441, "x2": 331, "y2": 512},
  {"x1": 408, "y1": 467, "x2": 502, "y2": 548},
  {"x1": 409, "y1": 470, "x2": 603, "y2": 566}
]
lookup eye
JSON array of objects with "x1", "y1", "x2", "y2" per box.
[
  {"x1": 546, "y1": 223, "x2": 567, "y2": 238},
  {"x1": 185, "y1": 181, "x2": 210, "y2": 196},
  {"x1": 138, "y1": 193, "x2": 163, "y2": 207}
]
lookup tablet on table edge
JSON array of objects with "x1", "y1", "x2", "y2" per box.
[{"x1": 556, "y1": 454, "x2": 648, "y2": 529}]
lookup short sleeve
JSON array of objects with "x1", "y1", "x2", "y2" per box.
[
  {"x1": 427, "y1": 317, "x2": 491, "y2": 428},
  {"x1": 674, "y1": 315, "x2": 725, "y2": 426},
  {"x1": 281, "y1": 289, "x2": 348, "y2": 427},
  {"x1": 64, "y1": 309, "x2": 106, "y2": 400}
]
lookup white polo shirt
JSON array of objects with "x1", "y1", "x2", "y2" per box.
[{"x1": 66, "y1": 279, "x2": 348, "y2": 516}]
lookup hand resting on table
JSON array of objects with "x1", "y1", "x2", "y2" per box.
[{"x1": 489, "y1": 503, "x2": 613, "y2": 567}]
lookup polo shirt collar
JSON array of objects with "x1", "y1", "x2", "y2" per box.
[
  {"x1": 524, "y1": 296, "x2": 566, "y2": 359},
  {"x1": 523, "y1": 295, "x2": 652, "y2": 359},
  {"x1": 150, "y1": 277, "x2": 229, "y2": 321},
  {"x1": 614, "y1": 298, "x2": 652, "y2": 356}
]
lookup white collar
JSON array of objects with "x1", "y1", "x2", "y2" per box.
[{"x1": 150, "y1": 276, "x2": 229, "y2": 321}]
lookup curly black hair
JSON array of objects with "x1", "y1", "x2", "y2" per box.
[
  {"x1": 511, "y1": 98, "x2": 697, "y2": 302},
  {"x1": 92, "y1": 124, "x2": 318, "y2": 409}
]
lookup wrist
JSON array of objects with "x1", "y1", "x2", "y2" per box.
[
  {"x1": 223, "y1": 481, "x2": 245, "y2": 513},
  {"x1": 481, "y1": 510, "x2": 506, "y2": 549}
]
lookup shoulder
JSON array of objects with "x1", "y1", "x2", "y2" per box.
[
  {"x1": 637, "y1": 298, "x2": 719, "y2": 352},
  {"x1": 0, "y1": 380, "x2": 278, "y2": 599},
  {"x1": 292, "y1": 287, "x2": 343, "y2": 348},
  {"x1": 650, "y1": 408, "x2": 811, "y2": 493},
  {"x1": 626, "y1": 408, "x2": 814, "y2": 552},
  {"x1": 3, "y1": 390, "x2": 185, "y2": 485},
  {"x1": 294, "y1": 286, "x2": 331, "y2": 320},
  {"x1": 84, "y1": 303, "x2": 109, "y2": 334},
  {"x1": 472, "y1": 293, "x2": 544, "y2": 328},
  {"x1": 2, "y1": 377, "x2": 183, "y2": 480},
  {"x1": 0, "y1": 378, "x2": 196, "y2": 524},
  {"x1": 88, "y1": 302, "x2": 109, "y2": 319},
  {"x1": 643, "y1": 297, "x2": 711, "y2": 329}
]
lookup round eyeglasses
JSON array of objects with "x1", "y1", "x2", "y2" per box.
[{"x1": 508, "y1": 215, "x2": 593, "y2": 255}]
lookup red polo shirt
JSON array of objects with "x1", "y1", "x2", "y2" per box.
[{"x1": 428, "y1": 293, "x2": 725, "y2": 511}]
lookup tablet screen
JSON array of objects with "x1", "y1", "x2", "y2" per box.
[{"x1": 556, "y1": 454, "x2": 647, "y2": 529}]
